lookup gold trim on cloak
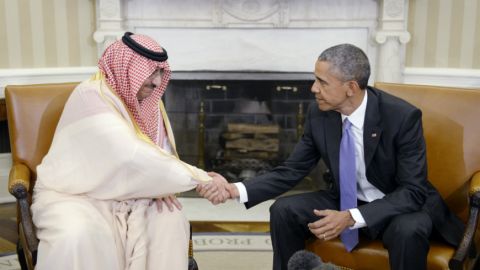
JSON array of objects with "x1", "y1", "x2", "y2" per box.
[{"x1": 158, "y1": 100, "x2": 178, "y2": 157}]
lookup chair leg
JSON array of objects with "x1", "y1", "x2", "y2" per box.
[
  {"x1": 16, "y1": 240, "x2": 28, "y2": 270},
  {"x1": 188, "y1": 223, "x2": 199, "y2": 270},
  {"x1": 188, "y1": 256, "x2": 199, "y2": 270},
  {"x1": 474, "y1": 258, "x2": 480, "y2": 270}
]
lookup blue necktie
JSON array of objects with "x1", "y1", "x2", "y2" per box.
[{"x1": 339, "y1": 119, "x2": 359, "y2": 252}]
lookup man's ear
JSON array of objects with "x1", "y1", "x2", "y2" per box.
[{"x1": 346, "y1": 80, "x2": 360, "y2": 97}]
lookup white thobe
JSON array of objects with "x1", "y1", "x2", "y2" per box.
[{"x1": 31, "y1": 74, "x2": 210, "y2": 270}]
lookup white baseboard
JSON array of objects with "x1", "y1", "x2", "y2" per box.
[
  {"x1": 179, "y1": 198, "x2": 272, "y2": 222},
  {"x1": 0, "y1": 153, "x2": 14, "y2": 203},
  {"x1": 0, "y1": 67, "x2": 97, "y2": 98},
  {"x1": 0, "y1": 196, "x2": 15, "y2": 204},
  {"x1": 403, "y1": 68, "x2": 480, "y2": 88}
]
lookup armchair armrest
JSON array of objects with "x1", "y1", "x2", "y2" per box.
[
  {"x1": 449, "y1": 171, "x2": 480, "y2": 270},
  {"x1": 8, "y1": 163, "x2": 38, "y2": 266},
  {"x1": 470, "y1": 171, "x2": 480, "y2": 197},
  {"x1": 8, "y1": 163, "x2": 31, "y2": 197}
]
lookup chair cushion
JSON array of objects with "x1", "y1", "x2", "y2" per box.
[{"x1": 306, "y1": 237, "x2": 454, "y2": 270}]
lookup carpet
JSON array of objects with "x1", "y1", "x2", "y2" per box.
[
  {"x1": 0, "y1": 253, "x2": 19, "y2": 270},
  {"x1": 0, "y1": 233, "x2": 273, "y2": 270},
  {"x1": 193, "y1": 232, "x2": 273, "y2": 270}
]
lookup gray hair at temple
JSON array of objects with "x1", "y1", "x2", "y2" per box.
[{"x1": 318, "y1": 44, "x2": 371, "y2": 90}]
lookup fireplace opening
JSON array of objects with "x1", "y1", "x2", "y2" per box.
[
  {"x1": 213, "y1": 122, "x2": 280, "y2": 182},
  {"x1": 165, "y1": 75, "x2": 328, "y2": 196}
]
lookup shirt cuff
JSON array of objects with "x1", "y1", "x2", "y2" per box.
[
  {"x1": 233, "y1": 182, "x2": 248, "y2": 203},
  {"x1": 348, "y1": 208, "x2": 367, "y2": 229}
]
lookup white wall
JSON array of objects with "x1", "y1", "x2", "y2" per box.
[{"x1": 0, "y1": 153, "x2": 13, "y2": 203}]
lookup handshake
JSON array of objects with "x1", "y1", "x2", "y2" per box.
[{"x1": 196, "y1": 172, "x2": 240, "y2": 205}]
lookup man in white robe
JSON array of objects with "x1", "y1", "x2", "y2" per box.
[{"x1": 31, "y1": 32, "x2": 223, "y2": 270}]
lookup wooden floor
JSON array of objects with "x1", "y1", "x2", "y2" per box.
[{"x1": 0, "y1": 203, "x2": 17, "y2": 254}]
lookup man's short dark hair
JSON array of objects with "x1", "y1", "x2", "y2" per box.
[{"x1": 318, "y1": 44, "x2": 371, "y2": 89}]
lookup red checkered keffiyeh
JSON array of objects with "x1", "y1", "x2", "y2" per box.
[{"x1": 98, "y1": 34, "x2": 171, "y2": 145}]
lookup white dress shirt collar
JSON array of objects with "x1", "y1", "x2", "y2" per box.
[{"x1": 341, "y1": 90, "x2": 368, "y2": 129}]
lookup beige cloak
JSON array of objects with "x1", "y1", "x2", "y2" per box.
[{"x1": 31, "y1": 74, "x2": 210, "y2": 270}]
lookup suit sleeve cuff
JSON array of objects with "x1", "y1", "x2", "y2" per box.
[
  {"x1": 234, "y1": 182, "x2": 249, "y2": 203},
  {"x1": 349, "y1": 208, "x2": 367, "y2": 229}
]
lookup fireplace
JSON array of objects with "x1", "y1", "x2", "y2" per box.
[
  {"x1": 165, "y1": 72, "x2": 326, "y2": 190},
  {"x1": 92, "y1": 0, "x2": 410, "y2": 192}
]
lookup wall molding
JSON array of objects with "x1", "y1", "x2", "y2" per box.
[
  {"x1": 1, "y1": 67, "x2": 479, "y2": 99},
  {"x1": 403, "y1": 68, "x2": 480, "y2": 88},
  {"x1": 0, "y1": 67, "x2": 97, "y2": 98}
]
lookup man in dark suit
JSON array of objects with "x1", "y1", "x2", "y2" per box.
[{"x1": 198, "y1": 44, "x2": 464, "y2": 270}]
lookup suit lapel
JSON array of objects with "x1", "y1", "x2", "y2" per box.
[
  {"x1": 325, "y1": 111, "x2": 342, "y2": 183},
  {"x1": 363, "y1": 88, "x2": 382, "y2": 169}
]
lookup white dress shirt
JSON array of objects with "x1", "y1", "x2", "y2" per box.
[
  {"x1": 234, "y1": 90, "x2": 385, "y2": 228},
  {"x1": 341, "y1": 90, "x2": 385, "y2": 228}
]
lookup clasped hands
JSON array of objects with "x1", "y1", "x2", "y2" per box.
[
  {"x1": 154, "y1": 171, "x2": 234, "y2": 213},
  {"x1": 196, "y1": 172, "x2": 239, "y2": 204}
]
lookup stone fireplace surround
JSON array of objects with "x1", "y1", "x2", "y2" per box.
[{"x1": 94, "y1": 0, "x2": 410, "y2": 83}]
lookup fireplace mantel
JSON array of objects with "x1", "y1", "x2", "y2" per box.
[
  {"x1": 170, "y1": 71, "x2": 314, "y2": 81},
  {"x1": 94, "y1": 0, "x2": 410, "y2": 83}
]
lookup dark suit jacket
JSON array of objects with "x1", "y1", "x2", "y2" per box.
[{"x1": 243, "y1": 86, "x2": 464, "y2": 247}]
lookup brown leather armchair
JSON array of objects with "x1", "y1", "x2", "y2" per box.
[
  {"x1": 6, "y1": 82, "x2": 198, "y2": 270},
  {"x1": 306, "y1": 82, "x2": 480, "y2": 270},
  {"x1": 6, "y1": 83, "x2": 76, "y2": 270}
]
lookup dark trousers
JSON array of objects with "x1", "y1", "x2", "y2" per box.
[{"x1": 269, "y1": 191, "x2": 433, "y2": 270}]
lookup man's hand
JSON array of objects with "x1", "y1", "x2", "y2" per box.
[
  {"x1": 307, "y1": 209, "x2": 355, "y2": 241},
  {"x1": 196, "y1": 172, "x2": 230, "y2": 205},
  {"x1": 225, "y1": 183, "x2": 240, "y2": 199},
  {"x1": 156, "y1": 194, "x2": 182, "y2": 212}
]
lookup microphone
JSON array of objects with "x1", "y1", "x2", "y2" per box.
[{"x1": 287, "y1": 250, "x2": 339, "y2": 270}]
